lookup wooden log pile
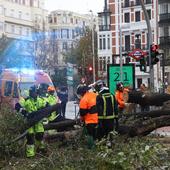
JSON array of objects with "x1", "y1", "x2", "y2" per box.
[{"x1": 116, "y1": 90, "x2": 170, "y2": 137}]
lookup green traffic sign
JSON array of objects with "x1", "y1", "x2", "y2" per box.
[{"x1": 107, "y1": 64, "x2": 135, "y2": 94}]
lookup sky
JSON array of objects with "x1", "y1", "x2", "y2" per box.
[{"x1": 44, "y1": 0, "x2": 104, "y2": 14}]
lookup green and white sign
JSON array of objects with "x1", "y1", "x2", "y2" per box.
[
  {"x1": 67, "y1": 63, "x2": 74, "y2": 85},
  {"x1": 107, "y1": 64, "x2": 135, "y2": 94}
]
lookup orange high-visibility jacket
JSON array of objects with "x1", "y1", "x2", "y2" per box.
[
  {"x1": 79, "y1": 91, "x2": 98, "y2": 124},
  {"x1": 115, "y1": 90, "x2": 125, "y2": 109}
]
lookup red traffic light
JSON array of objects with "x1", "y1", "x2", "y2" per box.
[
  {"x1": 88, "y1": 66, "x2": 93, "y2": 71},
  {"x1": 151, "y1": 44, "x2": 159, "y2": 52}
]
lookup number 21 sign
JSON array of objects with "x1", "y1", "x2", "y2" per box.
[{"x1": 107, "y1": 64, "x2": 135, "y2": 94}]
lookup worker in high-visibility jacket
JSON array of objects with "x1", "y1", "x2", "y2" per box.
[
  {"x1": 21, "y1": 85, "x2": 46, "y2": 158},
  {"x1": 46, "y1": 86, "x2": 59, "y2": 122},
  {"x1": 77, "y1": 84, "x2": 98, "y2": 148},
  {"x1": 95, "y1": 80, "x2": 118, "y2": 139},
  {"x1": 115, "y1": 82, "x2": 128, "y2": 115}
]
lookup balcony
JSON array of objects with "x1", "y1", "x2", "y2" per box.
[
  {"x1": 159, "y1": 36, "x2": 170, "y2": 45},
  {"x1": 99, "y1": 25, "x2": 111, "y2": 31},
  {"x1": 122, "y1": 45, "x2": 148, "y2": 53},
  {"x1": 145, "y1": 0, "x2": 152, "y2": 4},
  {"x1": 122, "y1": 0, "x2": 152, "y2": 8},
  {"x1": 159, "y1": 13, "x2": 170, "y2": 23},
  {"x1": 158, "y1": 0, "x2": 169, "y2": 4}
]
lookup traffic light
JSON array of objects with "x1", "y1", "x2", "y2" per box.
[
  {"x1": 88, "y1": 66, "x2": 93, "y2": 72},
  {"x1": 150, "y1": 44, "x2": 159, "y2": 65},
  {"x1": 139, "y1": 57, "x2": 146, "y2": 72}
]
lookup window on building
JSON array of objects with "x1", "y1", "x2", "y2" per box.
[
  {"x1": 10, "y1": 9, "x2": 14, "y2": 17},
  {"x1": 72, "y1": 29, "x2": 75, "y2": 39},
  {"x1": 19, "y1": 26, "x2": 22, "y2": 35},
  {"x1": 124, "y1": 12, "x2": 130, "y2": 23},
  {"x1": 145, "y1": 0, "x2": 151, "y2": 4},
  {"x1": 62, "y1": 42, "x2": 68, "y2": 50},
  {"x1": 63, "y1": 16, "x2": 67, "y2": 23},
  {"x1": 107, "y1": 36, "x2": 110, "y2": 49},
  {"x1": 0, "y1": 22, "x2": 3, "y2": 31},
  {"x1": 125, "y1": 57, "x2": 131, "y2": 64},
  {"x1": 70, "y1": 18, "x2": 73, "y2": 24},
  {"x1": 54, "y1": 17, "x2": 57, "y2": 23},
  {"x1": 19, "y1": 11, "x2": 22, "y2": 19},
  {"x1": 125, "y1": 35, "x2": 130, "y2": 51},
  {"x1": 137, "y1": 78, "x2": 142, "y2": 88},
  {"x1": 99, "y1": 37, "x2": 102, "y2": 50},
  {"x1": 4, "y1": 81, "x2": 13, "y2": 96},
  {"x1": 136, "y1": 0, "x2": 140, "y2": 5},
  {"x1": 135, "y1": 11, "x2": 140, "y2": 22},
  {"x1": 135, "y1": 34, "x2": 141, "y2": 49},
  {"x1": 48, "y1": 16, "x2": 52, "y2": 23},
  {"x1": 147, "y1": 9, "x2": 151, "y2": 20},
  {"x1": 0, "y1": 6, "x2": 3, "y2": 15},
  {"x1": 160, "y1": 3, "x2": 168, "y2": 14},
  {"x1": 26, "y1": 28, "x2": 29, "y2": 36},
  {"x1": 11, "y1": 25, "x2": 15, "y2": 33},
  {"x1": 61, "y1": 29, "x2": 69, "y2": 39},
  {"x1": 103, "y1": 36, "x2": 106, "y2": 50},
  {"x1": 124, "y1": 0, "x2": 129, "y2": 7}
]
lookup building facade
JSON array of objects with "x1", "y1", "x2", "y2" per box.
[
  {"x1": 48, "y1": 10, "x2": 96, "y2": 66},
  {"x1": 0, "y1": 0, "x2": 49, "y2": 69},
  {"x1": 158, "y1": 0, "x2": 170, "y2": 85},
  {"x1": 97, "y1": 0, "x2": 112, "y2": 79},
  {"x1": 107, "y1": 0, "x2": 160, "y2": 89},
  {"x1": 0, "y1": 0, "x2": 48, "y2": 40}
]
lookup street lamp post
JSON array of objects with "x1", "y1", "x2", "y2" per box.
[
  {"x1": 140, "y1": 0, "x2": 154, "y2": 90},
  {"x1": 119, "y1": 0, "x2": 123, "y2": 82},
  {"x1": 90, "y1": 10, "x2": 96, "y2": 83}
]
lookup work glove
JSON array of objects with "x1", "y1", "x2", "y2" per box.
[
  {"x1": 15, "y1": 103, "x2": 22, "y2": 112},
  {"x1": 20, "y1": 108, "x2": 28, "y2": 117},
  {"x1": 45, "y1": 102, "x2": 50, "y2": 107}
]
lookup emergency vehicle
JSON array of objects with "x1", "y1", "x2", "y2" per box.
[{"x1": 0, "y1": 68, "x2": 56, "y2": 108}]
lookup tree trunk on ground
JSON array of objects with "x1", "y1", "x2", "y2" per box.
[
  {"x1": 118, "y1": 115, "x2": 170, "y2": 137},
  {"x1": 45, "y1": 129, "x2": 82, "y2": 142},
  {"x1": 44, "y1": 119, "x2": 78, "y2": 131},
  {"x1": 26, "y1": 104, "x2": 61, "y2": 128},
  {"x1": 127, "y1": 91, "x2": 170, "y2": 106}
]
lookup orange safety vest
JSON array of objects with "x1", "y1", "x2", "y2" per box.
[
  {"x1": 115, "y1": 90, "x2": 125, "y2": 109},
  {"x1": 79, "y1": 91, "x2": 98, "y2": 124}
]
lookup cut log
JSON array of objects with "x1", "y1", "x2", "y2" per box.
[
  {"x1": 136, "y1": 109, "x2": 170, "y2": 118},
  {"x1": 118, "y1": 115, "x2": 170, "y2": 137},
  {"x1": 45, "y1": 129, "x2": 82, "y2": 142},
  {"x1": 26, "y1": 104, "x2": 61, "y2": 128},
  {"x1": 127, "y1": 91, "x2": 170, "y2": 106},
  {"x1": 44, "y1": 119, "x2": 78, "y2": 131}
]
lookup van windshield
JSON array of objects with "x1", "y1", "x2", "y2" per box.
[
  {"x1": 19, "y1": 82, "x2": 35, "y2": 98},
  {"x1": 19, "y1": 82, "x2": 58, "y2": 98}
]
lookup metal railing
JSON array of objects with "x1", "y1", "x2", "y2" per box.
[
  {"x1": 99, "y1": 25, "x2": 111, "y2": 31},
  {"x1": 159, "y1": 13, "x2": 170, "y2": 21},
  {"x1": 159, "y1": 36, "x2": 170, "y2": 45}
]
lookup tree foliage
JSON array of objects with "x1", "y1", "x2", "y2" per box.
[{"x1": 65, "y1": 28, "x2": 98, "y2": 77}]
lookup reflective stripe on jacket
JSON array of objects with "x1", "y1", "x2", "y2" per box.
[
  {"x1": 97, "y1": 91, "x2": 118, "y2": 119},
  {"x1": 79, "y1": 91, "x2": 98, "y2": 124}
]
